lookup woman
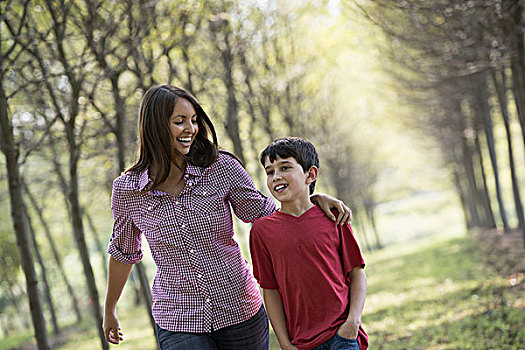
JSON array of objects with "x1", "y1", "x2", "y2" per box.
[{"x1": 102, "y1": 85, "x2": 351, "y2": 349}]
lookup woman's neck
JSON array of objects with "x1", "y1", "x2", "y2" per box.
[{"x1": 151, "y1": 158, "x2": 187, "y2": 196}]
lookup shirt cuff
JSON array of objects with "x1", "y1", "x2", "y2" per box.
[{"x1": 107, "y1": 244, "x2": 143, "y2": 264}]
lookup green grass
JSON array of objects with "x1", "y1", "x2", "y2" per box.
[
  {"x1": 0, "y1": 332, "x2": 34, "y2": 350},
  {"x1": 363, "y1": 235, "x2": 524, "y2": 349},
  {"x1": 3, "y1": 234, "x2": 523, "y2": 350}
]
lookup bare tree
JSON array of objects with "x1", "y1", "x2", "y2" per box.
[
  {"x1": 23, "y1": 180, "x2": 83, "y2": 323},
  {"x1": 18, "y1": 1, "x2": 108, "y2": 347},
  {"x1": 0, "y1": 1, "x2": 50, "y2": 348},
  {"x1": 24, "y1": 202, "x2": 59, "y2": 335}
]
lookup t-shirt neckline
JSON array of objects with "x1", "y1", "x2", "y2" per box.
[{"x1": 276, "y1": 205, "x2": 318, "y2": 219}]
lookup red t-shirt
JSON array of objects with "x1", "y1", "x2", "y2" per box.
[{"x1": 250, "y1": 206, "x2": 368, "y2": 350}]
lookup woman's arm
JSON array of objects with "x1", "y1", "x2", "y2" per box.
[
  {"x1": 337, "y1": 267, "x2": 367, "y2": 339},
  {"x1": 223, "y1": 154, "x2": 276, "y2": 222},
  {"x1": 263, "y1": 289, "x2": 298, "y2": 350},
  {"x1": 103, "y1": 256, "x2": 133, "y2": 344},
  {"x1": 310, "y1": 193, "x2": 352, "y2": 225}
]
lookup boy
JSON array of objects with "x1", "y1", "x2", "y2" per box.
[{"x1": 250, "y1": 137, "x2": 368, "y2": 350}]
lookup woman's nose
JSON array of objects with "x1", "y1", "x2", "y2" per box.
[{"x1": 185, "y1": 120, "x2": 195, "y2": 133}]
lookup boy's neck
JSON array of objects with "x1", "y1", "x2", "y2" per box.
[{"x1": 279, "y1": 194, "x2": 314, "y2": 217}]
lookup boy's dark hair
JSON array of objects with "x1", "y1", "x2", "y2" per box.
[{"x1": 260, "y1": 137, "x2": 319, "y2": 195}]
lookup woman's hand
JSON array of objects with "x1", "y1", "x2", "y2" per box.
[
  {"x1": 103, "y1": 308, "x2": 123, "y2": 344},
  {"x1": 310, "y1": 193, "x2": 352, "y2": 225}
]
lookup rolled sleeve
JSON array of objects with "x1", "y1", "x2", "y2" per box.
[
  {"x1": 223, "y1": 155, "x2": 276, "y2": 223},
  {"x1": 107, "y1": 182, "x2": 143, "y2": 265}
]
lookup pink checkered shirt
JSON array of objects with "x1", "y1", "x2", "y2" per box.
[{"x1": 108, "y1": 152, "x2": 276, "y2": 332}]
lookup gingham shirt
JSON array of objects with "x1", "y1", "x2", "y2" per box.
[{"x1": 108, "y1": 152, "x2": 276, "y2": 332}]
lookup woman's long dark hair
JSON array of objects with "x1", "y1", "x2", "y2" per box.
[{"x1": 126, "y1": 85, "x2": 218, "y2": 190}]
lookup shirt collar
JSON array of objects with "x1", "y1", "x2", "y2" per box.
[
  {"x1": 185, "y1": 163, "x2": 205, "y2": 178},
  {"x1": 137, "y1": 168, "x2": 151, "y2": 191},
  {"x1": 137, "y1": 163, "x2": 205, "y2": 191}
]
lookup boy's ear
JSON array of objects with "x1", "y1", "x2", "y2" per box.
[{"x1": 305, "y1": 166, "x2": 318, "y2": 184}]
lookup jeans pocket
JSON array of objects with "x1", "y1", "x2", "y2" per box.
[{"x1": 333, "y1": 333, "x2": 359, "y2": 350}]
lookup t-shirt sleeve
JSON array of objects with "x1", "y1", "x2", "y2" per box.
[
  {"x1": 340, "y1": 223, "x2": 365, "y2": 275},
  {"x1": 249, "y1": 224, "x2": 279, "y2": 290},
  {"x1": 107, "y1": 178, "x2": 143, "y2": 264}
]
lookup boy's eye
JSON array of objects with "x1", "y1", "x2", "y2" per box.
[
  {"x1": 266, "y1": 170, "x2": 274, "y2": 176},
  {"x1": 281, "y1": 166, "x2": 290, "y2": 171}
]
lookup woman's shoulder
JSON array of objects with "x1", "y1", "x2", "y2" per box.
[
  {"x1": 113, "y1": 170, "x2": 143, "y2": 192},
  {"x1": 216, "y1": 150, "x2": 244, "y2": 169}
]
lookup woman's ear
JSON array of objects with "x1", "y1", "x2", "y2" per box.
[{"x1": 305, "y1": 166, "x2": 318, "y2": 184}]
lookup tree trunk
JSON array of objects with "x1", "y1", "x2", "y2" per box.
[
  {"x1": 238, "y1": 49, "x2": 268, "y2": 186},
  {"x1": 460, "y1": 134, "x2": 482, "y2": 228},
  {"x1": 452, "y1": 166, "x2": 472, "y2": 230},
  {"x1": 482, "y1": 70, "x2": 511, "y2": 231},
  {"x1": 470, "y1": 73, "x2": 498, "y2": 229},
  {"x1": 110, "y1": 76, "x2": 127, "y2": 174},
  {"x1": 25, "y1": 204, "x2": 59, "y2": 335},
  {"x1": 212, "y1": 21, "x2": 245, "y2": 163},
  {"x1": 67, "y1": 146, "x2": 109, "y2": 350},
  {"x1": 84, "y1": 209, "x2": 108, "y2": 279},
  {"x1": 0, "y1": 87, "x2": 50, "y2": 350},
  {"x1": 473, "y1": 134, "x2": 496, "y2": 228},
  {"x1": 354, "y1": 211, "x2": 372, "y2": 252},
  {"x1": 23, "y1": 179, "x2": 83, "y2": 322},
  {"x1": 366, "y1": 206, "x2": 383, "y2": 249},
  {"x1": 135, "y1": 262, "x2": 158, "y2": 344},
  {"x1": 506, "y1": 0, "x2": 525, "y2": 152},
  {"x1": 498, "y1": 68, "x2": 525, "y2": 236}
]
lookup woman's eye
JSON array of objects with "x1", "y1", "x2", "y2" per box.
[
  {"x1": 192, "y1": 119, "x2": 198, "y2": 124},
  {"x1": 266, "y1": 171, "x2": 274, "y2": 175},
  {"x1": 173, "y1": 120, "x2": 183, "y2": 125}
]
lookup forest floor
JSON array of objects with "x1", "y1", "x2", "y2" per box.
[
  {"x1": 3, "y1": 229, "x2": 524, "y2": 350},
  {"x1": 360, "y1": 228, "x2": 525, "y2": 350}
]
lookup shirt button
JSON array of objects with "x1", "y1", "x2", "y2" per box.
[
  {"x1": 189, "y1": 249, "x2": 194, "y2": 253},
  {"x1": 181, "y1": 224, "x2": 186, "y2": 228},
  {"x1": 197, "y1": 274, "x2": 202, "y2": 278},
  {"x1": 147, "y1": 206, "x2": 153, "y2": 210},
  {"x1": 205, "y1": 298, "x2": 210, "y2": 303},
  {"x1": 175, "y1": 200, "x2": 179, "y2": 205},
  {"x1": 202, "y1": 191, "x2": 207, "y2": 195}
]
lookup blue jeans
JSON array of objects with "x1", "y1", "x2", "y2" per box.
[
  {"x1": 311, "y1": 333, "x2": 360, "y2": 350},
  {"x1": 156, "y1": 305, "x2": 269, "y2": 350}
]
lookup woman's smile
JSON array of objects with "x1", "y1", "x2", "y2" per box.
[{"x1": 170, "y1": 98, "x2": 199, "y2": 155}]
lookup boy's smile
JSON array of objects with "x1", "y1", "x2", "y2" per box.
[{"x1": 263, "y1": 156, "x2": 317, "y2": 214}]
